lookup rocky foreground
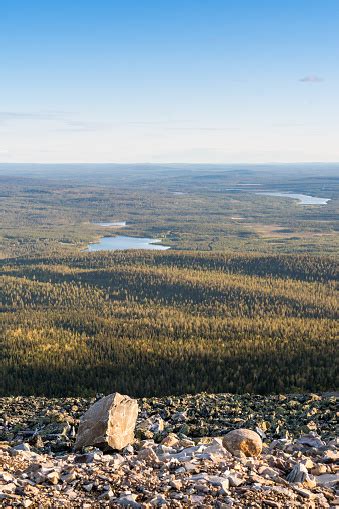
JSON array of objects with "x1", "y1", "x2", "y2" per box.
[{"x1": 0, "y1": 392, "x2": 338, "y2": 508}]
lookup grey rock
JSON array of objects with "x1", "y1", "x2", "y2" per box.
[
  {"x1": 172, "y1": 411, "x2": 187, "y2": 423},
  {"x1": 109, "y1": 453, "x2": 125, "y2": 468},
  {"x1": 137, "y1": 446, "x2": 158, "y2": 463},
  {"x1": 113, "y1": 494, "x2": 141, "y2": 508},
  {"x1": 315, "y1": 473, "x2": 339, "y2": 487},
  {"x1": 123, "y1": 444, "x2": 134, "y2": 455},
  {"x1": 202, "y1": 438, "x2": 229, "y2": 458},
  {"x1": 190, "y1": 473, "x2": 229, "y2": 489},
  {"x1": 227, "y1": 474, "x2": 243, "y2": 487},
  {"x1": 12, "y1": 443, "x2": 30, "y2": 452},
  {"x1": 75, "y1": 393, "x2": 138, "y2": 451},
  {"x1": 150, "y1": 494, "x2": 168, "y2": 506},
  {"x1": 286, "y1": 462, "x2": 309, "y2": 483},
  {"x1": 74, "y1": 452, "x2": 95, "y2": 463},
  {"x1": 292, "y1": 486, "x2": 314, "y2": 499},
  {"x1": 297, "y1": 433, "x2": 326, "y2": 448}
]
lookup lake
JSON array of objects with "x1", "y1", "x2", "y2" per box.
[
  {"x1": 87, "y1": 235, "x2": 170, "y2": 251},
  {"x1": 256, "y1": 192, "x2": 331, "y2": 205},
  {"x1": 94, "y1": 221, "x2": 126, "y2": 227}
]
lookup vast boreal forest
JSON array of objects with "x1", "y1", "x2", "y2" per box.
[
  {"x1": 1, "y1": 251, "x2": 338, "y2": 396},
  {"x1": 0, "y1": 164, "x2": 338, "y2": 396}
]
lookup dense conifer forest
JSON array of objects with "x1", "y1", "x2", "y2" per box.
[{"x1": 1, "y1": 251, "x2": 338, "y2": 396}]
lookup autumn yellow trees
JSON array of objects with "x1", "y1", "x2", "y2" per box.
[{"x1": 1, "y1": 251, "x2": 338, "y2": 396}]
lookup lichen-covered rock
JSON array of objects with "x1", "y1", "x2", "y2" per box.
[
  {"x1": 222, "y1": 428, "x2": 262, "y2": 457},
  {"x1": 74, "y1": 393, "x2": 138, "y2": 450}
]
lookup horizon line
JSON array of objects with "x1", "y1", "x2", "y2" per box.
[{"x1": 1, "y1": 161, "x2": 339, "y2": 166}]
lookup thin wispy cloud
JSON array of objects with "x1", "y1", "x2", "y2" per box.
[
  {"x1": 57, "y1": 120, "x2": 110, "y2": 132},
  {"x1": 166, "y1": 127, "x2": 239, "y2": 132},
  {"x1": 299, "y1": 75, "x2": 323, "y2": 83},
  {"x1": 0, "y1": 111, "x2": 69, "y2": 124},
  {"x1": 0, "y1": 111, "x2": 108, "y2": 132},
  {"x1": 127, "y1": 121, "x2": 173, "y2": 125}
]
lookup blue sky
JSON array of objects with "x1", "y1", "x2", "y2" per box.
[{"x1": 0, "y1": 0, "x2": 338, "y2": 163}]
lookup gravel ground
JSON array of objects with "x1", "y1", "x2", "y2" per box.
[{"x1": 0, "y1": 392, "x2": 338, "y2": 507}]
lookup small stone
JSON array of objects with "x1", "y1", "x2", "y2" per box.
[
  {"x1": 137, "y1": 447, "x2": 158, "y2": 463},
  {"x1": 311, "y1": 464, "x2": 327, "y2": 475},
  {"x1": 259, "y1": 466, "x2": 280, "y2": 480},
  {"x1": 161, "y1": 433, "x2": 179, "y2": 447},
  {"x1": 12, "y1": 443, "x2": 31, "y2": 452},
  {"x1": 262, "y1": 500, "x2": 280, "y2": 508},
  {"x1": 113, "y1": 494, "x2": 141, "y2": 508},
  {"x1": 297, "y1": 433, "x2": 325, "y2": 448},
  {"x1": 109, "y1": 453, "x2": 125, "y2": 468},
  {"x1": 222, "y1": 429, "x2": 262, "y2": 457},
  {"x1": 304, "y1": 476, "x2": 317, "y2": 489},
  {"x1": 170, "y1": 480, "x2": 182, "y2": 490},
  {"x1": 123, "y1": 444, "x2": 134, "y2": 455},
  {"x1": 22, "y1": 500, "x2": 33, "y2": 508},
  {"x1": 255, "y1": 427, "x2": 267, "y2": 440},
  {"x1": 190, "y1": 495, "x2": 206, "y2": 505},
  {"x1": 179, "y1": 438, "x2": 195, "y2": 447},
  {"x1": 74, "y1": 452, "x2": 95, "y2": 463},
  {"x1": 292, "y1": 486, "x2": 314, "y2": 499},
  {"x1": 227, "y1": 474, "x2": 243, "y2": 487},
  {"x1": 33, "y1": 471, "x2": 47, "y2": 483},
  {"x1": 172, "y1": 411, "x2": 187, "y2": 422},
  {"x1": 64, "y1": 489, "x2": 78, "y2": 500},
  {"x1": 203, "y1": 438, "x2": 229, "y2": 458},
  {"x1": 2, "y1": 483, "x2": 17, "y2": 494},
  {"x1": 301, "y1": 458, "x2": 314, "y2": 470},
  {"x1": 218, "y1": 480, "x2": 230, "y2": 495},
  {"x1": 286, "y1": 463, "x2": 309, "y2": 483},
  {"x1": 29, "y1": 435, "x2": 44, "y2": 448},
  {"x1": 99, "y1": 489, "x2": 114, "y2": 500},
  {"x1": 194, "y1": 483, "x2": 210, "y2": 493},
  {"x1": 47, "y1": 471, "x2": 60, "y2": 485},
  {"x1": 61, "y1": 472, "x2": 76, "y2": 483},
  {"x1": 175, "y1": 467, "x2": 186, "y2": 474},
  {"x1": 323, "y1": 449, "x2": 339, "y2": 462},
  {"x1": 150, "y1": 494, "x2": 168, "y2": 506},
  {"x1": 1, "y1": 473, "x2": 13, "y2": 482},
  {"x1": 314, "y1": 473, "x2": 339, "y2": 487}
]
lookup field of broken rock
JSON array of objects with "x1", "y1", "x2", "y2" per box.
[{"x1": 1, "y1": 392, "x2": 338, "y2": 507}]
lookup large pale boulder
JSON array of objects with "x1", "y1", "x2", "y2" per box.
[
  {"x1": 74, "y1": 393, "x2": 138, "y2": 450},
  {"x1": 222, "y1": 428, "x2": 262, "y2": 457}
]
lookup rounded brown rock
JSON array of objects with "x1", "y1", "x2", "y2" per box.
[{"x1": 222, "y1": 428, "x2": 262, "y2": 457}]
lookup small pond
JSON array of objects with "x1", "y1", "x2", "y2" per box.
[{"x1": 87, "y1": 235, "x2": 170, "y2": 251}]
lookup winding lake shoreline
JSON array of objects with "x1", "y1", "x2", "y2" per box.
[
  {"x1": 256, "y1": 192, "x2": 331, "y2": 205},
  {"x1": 86, "y1": 235, "x2": 170, "y2": 251}
]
